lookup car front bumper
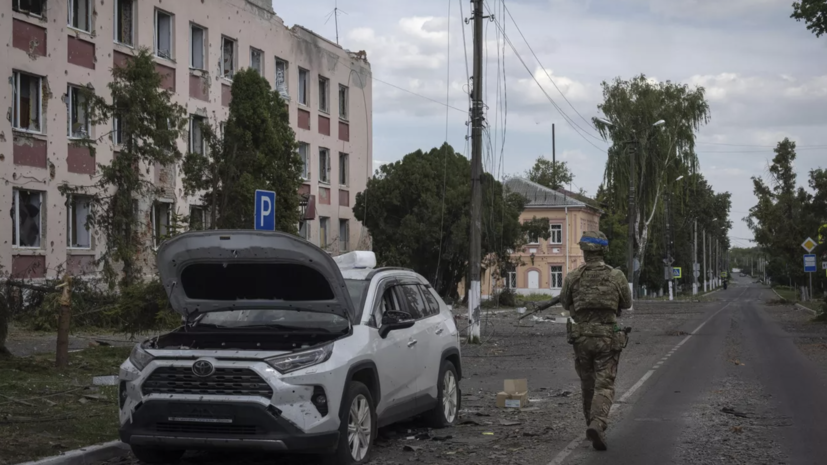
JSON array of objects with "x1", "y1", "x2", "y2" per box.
[{"x1": 119, "y1": 400, "x2": 339, "y2": 453}]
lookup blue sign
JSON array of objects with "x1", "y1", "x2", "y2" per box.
[
  {"x1": 254, "y1": 190, "x2": 276, "y2": 231},
  {"x1": 672, "y1": 267, "x2": 682, "y2": 279},
  {"x1": 804, "y1": 254, "x2": 817, "y2": 273}
]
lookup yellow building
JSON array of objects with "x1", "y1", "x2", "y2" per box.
[{"x1": 483, "y1": 177, "x2": 603, "y2": 298}]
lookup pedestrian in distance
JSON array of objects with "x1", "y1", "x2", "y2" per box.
[{"x1": 528, "y1": 231, "x2": 632, "y2": 451}]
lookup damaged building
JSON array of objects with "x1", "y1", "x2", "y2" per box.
[{"x1": 1, "y1": 0, "x2": 373, "y2": 279}]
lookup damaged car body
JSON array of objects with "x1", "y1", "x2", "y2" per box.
[{"x1": 118, "y1": 231, "x2": 462, "y2": 464}]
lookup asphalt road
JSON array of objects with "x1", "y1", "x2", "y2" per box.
[{"x1": 559, "y1": 281, "x2": 827, "y2": 465}]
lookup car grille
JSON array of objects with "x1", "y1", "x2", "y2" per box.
[
  {"x1": 142, "y1": 367, "x2": 273, "y2": 397},
  {"x1": 155, "y1": 422, "x2": 260, "y2": 435}
]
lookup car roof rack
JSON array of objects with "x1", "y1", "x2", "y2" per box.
[{"x1": 365, "y1": 267, "x2": 415, "y2": 280}]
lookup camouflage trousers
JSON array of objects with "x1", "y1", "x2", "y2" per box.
[{"x1": 573, "y1": 336, "x2": 621, "y2": 431}]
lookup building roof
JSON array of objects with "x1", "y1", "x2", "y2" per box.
[{"x1": 505, "y1": 177, "x2": 591, "y2": 209}]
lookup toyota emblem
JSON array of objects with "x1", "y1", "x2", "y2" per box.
[{"x1": 192, "y1": 359, "x2": 215, "y2": 377}]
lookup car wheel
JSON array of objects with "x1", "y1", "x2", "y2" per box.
[
  {"x1": 130, "y1": 446, "x2": 184, "y2": 464},
  {"x1": 426, "y1": 360, "x2": 460, "y2": 428},
  {"x1": 326, "y1": 381, "x2": 376, "y2": 465}
]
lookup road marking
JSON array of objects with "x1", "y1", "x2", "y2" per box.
[{"x1": 545, "y1": 287, "x2": 748, "y2": 465}]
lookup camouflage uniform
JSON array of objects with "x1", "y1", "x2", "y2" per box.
[{"x1": 560, "y1": 231, "x2": 632, "y2": 450}]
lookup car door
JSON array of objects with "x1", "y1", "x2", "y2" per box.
[
  {"x1": 394, "y1": 282, "x2": 437, "y2": 412},
  {"x1": 370, "y1": 281, "x2": 420, "y2": 423},
  {"x1": 418, "y1": 284, "x2": 452, "y2": 403}
]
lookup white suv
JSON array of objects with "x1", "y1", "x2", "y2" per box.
[{"x1": 117, "y1": 231, "x2": 462, "y2": 464}]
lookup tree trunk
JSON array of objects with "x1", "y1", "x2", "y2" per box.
[{"x1": 55, "y1": 276, "x2": 73, "y2": 369}]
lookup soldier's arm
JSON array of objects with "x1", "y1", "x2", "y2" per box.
[
  {"x1": 560, "y1": 274, "x2": 574, "y2": 311},
  {"x1": 615, "y1": 270, "x2": 632, "y2": 310}
]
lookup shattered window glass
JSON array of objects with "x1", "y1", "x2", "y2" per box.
[{"x1": 12, "y1": 189, "x2": 43, "y2": 248}]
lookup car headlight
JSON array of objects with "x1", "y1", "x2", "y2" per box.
[
  {"x1": 265, "y1": 343, "x2": 334, "y2": 374},
  {"x1": 129, "y1": 343, "x2": 154, "y2": 371}
]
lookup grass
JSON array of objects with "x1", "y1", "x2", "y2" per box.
[
  {"x1": 773, "y1": 286, "x2": 823, "y2": 312},
  {"x1": 0, "y1": 346, "x2": 131, "y2": 464}
]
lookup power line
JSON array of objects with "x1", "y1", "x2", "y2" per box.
[
  {"x1": 698, "y1": 141, "x2": 827, "y2": 148},
  {"x1": 371, "y1": 76, "x2": 467, "y2": 113}
]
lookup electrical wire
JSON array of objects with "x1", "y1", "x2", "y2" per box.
[{"x1": 434, "y1": 0, "x2": 452, "y2": 289}]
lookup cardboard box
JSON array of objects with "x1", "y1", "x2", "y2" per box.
[{"x1": 496, "y1": 379, "x2": 529, "y2": 408}]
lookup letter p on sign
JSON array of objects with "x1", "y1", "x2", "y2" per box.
[{"x1": 254, "y1": 190, "x2": 276, "y2": 230}]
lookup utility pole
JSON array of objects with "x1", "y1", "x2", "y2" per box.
[
  {"x1": 628, "y1": 146, "x2": 636, "y2": 300},
  {"x1": 703, "y1": 230, "x2": 707, "y2": 292},
  {"x1": 693, "y1": 220, "x2": 698, "y2": 295},
  {"x1": 664, "y1": 192, "x2": 674, "y2": 300},
  {"x1": 467, "y1": 0, "x2": 485, "y2": 343}
]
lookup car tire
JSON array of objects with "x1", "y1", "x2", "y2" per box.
[
  {"x1": 324, "y1": 381, "x2": 376, "y2": 465},
  {"x1": 425, "y1": 360, "x2": 460, "y2": 428},
  {"x1": 130, "y1": 446, "x2": 184, "y2": 464}
]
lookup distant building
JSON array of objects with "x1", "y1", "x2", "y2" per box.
[
  {"x1": 483, "y1": 177, "x2": 603, "y2": 298},
  {"x1": 1, "y1": 0, "x2": 372, "y2": 279}
]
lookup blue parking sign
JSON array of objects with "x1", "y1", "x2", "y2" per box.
[{"x1": 254, "y1": 190, "x2": 276, "y2": 230}]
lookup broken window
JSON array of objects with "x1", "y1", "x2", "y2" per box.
[
  {"x1": 12, "y1": 71, "x2": 42, "y2": 133},
  {"x1": 155, "y1": 9, "x2": 173, "y2": 59},
  {"x1": 222, "y1": 36, "x2": 236, "y2": 79},
  {"x1": 319, "y1": 217, "x2": 329, "y2": 248},
  {"x1": 12, "y1": 189, "x2": 42, "y2": 248},
  {"x1": 190, "y1": 24, "x2": 205, "y2": 69},
  {"x1": 299, "y1": 220, "x2": 310, "y2": 241},
  {"x1": 250, "y1": 48, "x2": 263, "y2": 75},
  {"x1": 13, "y1": 0, "x2": 44, "y2": 16},
  {"x1": 339, "y1": 152, "x2": 349, "y2": 185},
  {"x1": 318, "y1": 76, "x2": 329, "y2": 113},
  {"x1": 550, "y1": 266, "x2": 564, "y2": 289},
  {"x1": 67, "y1": 195, "x2": 91, "y2": 249},
  {"x1": 298, "y1": 142, "x2": 310, "y2": 179},
  {"x1": 298, "y1": 68, "x2": 309, "y2": 106},
  {"x1": 189, "y1": 115, "x2": 205, "y2": 155},
  {"x1": 319, "y1": 148, "x2": 330, "y2": 184},
  {"x1": 506, "y1": 271, "x2": 517, "y2": 289},
  {"x1": 339, "y1": 219, "x2": 349, "y2": 252},
  {"x1": 550, "y1": 224, "x2": 563, "y2": 244},
  {"x1": 339, "y1": 85, "x2": 349, "y2": 120},
  {"x1": 275, "y1": 58, "x2": 289, "y2": 100},
  {"x1": 152, "y1": 201, "x2": 173, "y2": 248},
  {"x1": 189, "y1": 205, "x2": 206, "y2": 230},
  {"x1": 68, "y1": 85, "x2": 90, "y2": 139},
  {"x1": 69, "y1": 0, "x2": 92, "y2": 32},
  {"x1": 115, "y1": 0, "x2": 134, "y2": 46}
]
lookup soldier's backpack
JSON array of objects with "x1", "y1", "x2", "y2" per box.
[{"x1": 571, "y1": 262, "x2": 621, "y2": 313}]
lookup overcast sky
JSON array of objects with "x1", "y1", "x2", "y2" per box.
[{"x1": 274, "y1": 0, "x2": 827, "y2": 247}]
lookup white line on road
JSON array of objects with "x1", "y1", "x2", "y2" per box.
[{"x1": 545, "y1": 288, "x2": 748, "y2": 465}]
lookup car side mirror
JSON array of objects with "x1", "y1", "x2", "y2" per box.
[{"x1": 379, "y1": 311, "x2": 414, "y2": 339}]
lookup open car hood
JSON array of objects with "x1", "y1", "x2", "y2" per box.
[{"x1": 156, "y1": 230, "x2": 355, "y2": 321}]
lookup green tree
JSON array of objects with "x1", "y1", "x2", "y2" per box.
[
  {"x1": 182, "y1": 69, "x2": 302, "y2": 232},
  {"x1": 593, "y1": 74, "x2": 711, "y2": 290},
  {"x1": 61, "y1": 49, "x2": 187, "y2": 288},
  {"x1": 525, "y1": 157, "x2": 574, "y2": 190},
  {"x1": 354, "y1": 144, "x2": 526, "y2": 298},
  {"x1": 792, "y1": 0, "x2": 827, "y2": 37}
]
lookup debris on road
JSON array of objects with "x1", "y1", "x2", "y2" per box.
[
  {"x1": 721, "y1": 407, "x2": 749, "y2": 418},
  {"x1": 496, "y1": 379, "x2": 529, "y2": 408}
]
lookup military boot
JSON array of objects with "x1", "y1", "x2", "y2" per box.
[{"x1": 586, "y1": 421, "x2": 607, "y2": 451}]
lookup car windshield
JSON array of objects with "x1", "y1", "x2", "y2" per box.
[
  {"x1": 195, "y1": 309, "x2": 349, "y2": 332},
  {"x1": 345, "y1": 280, "x2": 369, "y2": 308}
]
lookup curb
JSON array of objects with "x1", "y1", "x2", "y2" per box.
[
  {"x1": 17, "y1": 441, "x2": 129, "y2": 465},
  {"x1": 771, "y1": 288, "x2": 818, "y2": 315}
]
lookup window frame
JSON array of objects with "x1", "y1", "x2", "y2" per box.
[
  {"x1": 507, "y1": 271, "x2": 517, "y2": 289},
  {"x1": 14, "y1": 0, "x2": 44, "y2": 17},
  {"x1": 188, "y1": 205, "x2": 207, "y2": 230},
  {"x1": 550, "y1": 224, "x2": 563, "y2": 244},
  {"x1": 189, "y1": 115, "x2": 206, "y2": 155},
  {"x1": 190, "y1": 23, "x2": 206, "y2": 70},
  {"x1": 66, "y1": 194, "x2": 92, "y2": 249},
  {"x1": 298, "y1": 68, "x2": 309, "y2": 106},
  {"x1": 221, "y1": 36, "x2": 237, "y2": 80},
  {"x1": 12, "y1": 71, "x2": 43, "y2": 134},
  {"x1": 154, "y1": 9, "x2": 174, "y2": 59},
  {"x1": 319, "y1": 216, "x2": 330, "y2": 248},
  {"x1": 298, "y1": 142, "x2": 310, "y2": 180},
  {"x1": 338, "y1": 152, "x2": 349, "y2": 186},
  {"x1": 151, "y1": 201, "x2": 174, "y2": 249},
  {"x1": 67, "y1": 85, "x2": 90, "y2": 139},
  {"x1": 319, "y1": 148, "x2": 331, "y2": 184},
  {"x1": 299, "y1": 220, "x2": 311, "y2": 241},
  {"x1": 114, "y1": 0, "x2": 135, "y2": 47},
  {"x1": 250, "y1": 47, "x2": 264, "y2": 75},
  {"x1": 339, "y1": 219, "x2": 349, "y2": 253},
  {"x1": 550, "y1": 265, "x2": 564, "y2": 289},
  {"x1": 68, "y1": 0, "x2": 92, "y2": 33},
  {"x1": 12, "y1": 189, "x2": 43, "y2": 249},
  {"x1": 318, "y1": 76, "x2": 330, "y2": 113},
  {"x1": 338, "y1": 84, "x2": 349, "y2": 120},
  {"x1": 275, "y1": 58, "x2": 289, "y2": 100}
]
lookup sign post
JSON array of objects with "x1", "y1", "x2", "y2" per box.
[
  {"x1": 802, "y1": 238, "x2": 817, "y2": 302},
  {"x1": 254, "y1": 190, "x2": 276, "y2": 231}
]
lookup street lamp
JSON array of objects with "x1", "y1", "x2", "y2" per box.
[{"x1": 595, "y1": 117, "x2": 666, "y2": 299}]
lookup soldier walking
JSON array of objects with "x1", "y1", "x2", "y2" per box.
[{"x1": 528, "y1": 231, "x2": 632, "y2": 450}]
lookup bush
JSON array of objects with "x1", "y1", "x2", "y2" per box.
[
  {"x1": 116, "y1": 280, "x2": 181, "y2": 336},
  {"x1": 498, "y1": 288, "x2": 518, "y2": 307}
]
